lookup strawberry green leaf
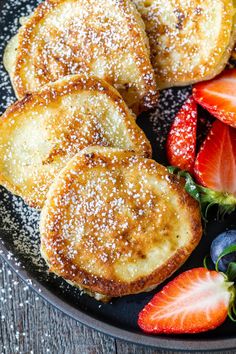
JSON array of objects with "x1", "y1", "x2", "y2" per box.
[
  {"x1": 226, "y1": 262, "x2": 236, "y2": 282},
  {"x1": 228, "y1": 306, "x2": 236, "y2": 322},
  {"x1": 203, "y1": 255, "x2": 211, "y2": 270},
  {"x1": 167, "y1": 167, "x2": 236, "y2": 219},
  {"x1": 167, "y1": 166, "x2": 179, "y2": 174},
  {"x1": 216, "y1": 245, "x2": 236, "y2": 272},
  {"x1": 228, "y1": 294, "x2": 236, "y2": 323},
  {"x1": 199, "y1": 187, "x2": 236, "y2": 218},
  {"x1": 167, "y1": 167, "x2": 201, "y2": 203}
]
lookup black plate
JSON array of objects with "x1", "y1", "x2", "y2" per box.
[{"x1": 1, "y1": 0, "x2": 236, "y2": 351}]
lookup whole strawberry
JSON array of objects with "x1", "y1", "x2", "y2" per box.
[{"x1": 166, "y1": 96, "x2": 197, "y2": 173}]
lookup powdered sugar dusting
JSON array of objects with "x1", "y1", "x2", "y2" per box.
[
  {"x1": 0, "y1": 0, "x2": 191, "y2": 296},
  {"x1": 0, "y1": 187, "x2": 44, "y2": 271},
  {"x1": 134, "y1": 0, "x2": 235, "y2": 88},
  {"x1": 40, "y1": 147, "x2": 197, "y2": 296},
  {"x1": 148, "y1": 87, "x2": 191, "y2": 149},
  {"x1": 0, "y1": 0, "x2": 41, "y2": 113},
  {"x1": 4, "y1": 0, "x2": 158, "y2": 112}
]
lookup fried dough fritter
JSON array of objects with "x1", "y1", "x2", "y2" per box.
[
  {"x1": 133, "y1": 0, "x2": 236, "y2": 88},
  {"x1": 0, "y1": 75, "x2": 151, "y2": 208},
  {"x1": 4, "y1": 0, "x2": 159, "y2": 114},
  {"x1": 40, "y1": 147, "x2": 202, "y2": 301}
]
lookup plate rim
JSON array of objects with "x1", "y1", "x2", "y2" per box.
[
  {"x1": 1, "y1": 240, "x2": 236, "y2": 352},
  {"x1": 0, "y1": 0, "x2": 236, "y2": 349}
]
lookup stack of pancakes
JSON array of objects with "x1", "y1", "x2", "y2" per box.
[{"x1": 5, "y1": 0, "x2": 235, "y2": 301}]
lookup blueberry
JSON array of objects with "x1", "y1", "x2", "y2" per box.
[{"x1": 210, "y1": 230, "x2": 236, "y2": 272}]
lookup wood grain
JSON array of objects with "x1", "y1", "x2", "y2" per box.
[
  {"x1": 0, "y1": 258, "x2": 116, "y2": 354},
  {"x1": 0, "y1": 257, "x2": 235, "y2": 354}
]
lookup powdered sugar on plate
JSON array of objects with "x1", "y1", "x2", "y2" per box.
[{"x1": 0, "y1": 0, "x2": 190, "y2": 295}]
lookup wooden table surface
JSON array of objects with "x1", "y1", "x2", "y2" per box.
[{"x1": 0, "y1": 257, "x2": 235, "y2": 354}]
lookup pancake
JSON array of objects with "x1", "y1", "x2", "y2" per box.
[
  {"x1": 40, "y1": 147, "x2": 202, "y2": 301},
  {"x1": 133, "y1": 0, "x2": 236, "y2": 88},
  {"x1": 3, "y1": 17, "x2": 30, "y2": 78},
  {"x1": 0, "y1": 75, "x2": 151, "y2": 209},
  {"x1": 3, "y1": 0, "x2": 159, "y2": 114}
]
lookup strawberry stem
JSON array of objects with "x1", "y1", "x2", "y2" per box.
[
  {"x1": 228, "y1": 287, "x2": 236, "y2": 322},
  {"x1": 200, "y1": 188, "x2": 236, "y2": 218},
  {"x1": 228, "y1": 307, "x2": 236, "y2": 322},
  {"x1": 167, "y1": 167, "x2": 236, "y2": 220},
  {"x1": 203, "y1": 255, "x2": 211, "y2": 270},
  {"x1": 216, "y1": 245, "x2": 236, "y2": 273}
]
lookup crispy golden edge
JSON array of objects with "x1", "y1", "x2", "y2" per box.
[
  {"x1": 164, "y1": 2, "x2": 236, "y2": 88},
  {"x1": 231, "y1": 0, "x2": 236, "y2": 62},
  {"x1": 138, "y1": 0, "x2": 236, "y2": 88},
  {"x1": 40, "y1": 148, "x2": 202, "y2": 298},
  {"x1": 0, "y1": 75, "x2": 152, "y2": 209},
  {"x1": 13, "y1": 0, "x2": 158, "y2": 112}
]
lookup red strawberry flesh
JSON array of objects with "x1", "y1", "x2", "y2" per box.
[
  {"x1": 138, "y1": 268, "x2": 232, "y2": 334},
  {"x1": 194, "y1": 120, "x2": 236, "y2": 196},
  {"x1": 166, "y1": 96, "x2": 197, "y2": 173},
  {"x1": 193, "y1": 69, "x2": 236, "y2": 128}
]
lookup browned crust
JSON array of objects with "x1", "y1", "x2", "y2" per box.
[
  {"x1": 13, "y1": 0, "x2": 158, "y2": 113},
  {"x1": 40, "y1": 149, "x2": 202, "y2": 298},
  {"x1": 134, "y1": 0, "x2": 236, "y2": 88},
  {"x1": 0, "y1": 75, "x2": 152, "y2": 209}
]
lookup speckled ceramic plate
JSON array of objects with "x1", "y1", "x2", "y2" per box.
[{"x1": 1, "y1": 0, "x2": 236, "y2": 351}]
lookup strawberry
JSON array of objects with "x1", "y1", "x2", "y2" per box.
[
  {"x1": 196, "y1": 112, "x2": 213, "y2": 150},
  {"x1": 166, "y1": 96, "x2": 197, "y2": 173},
  {"x1": 138, "y1": 268, "x2": 234, "y2": 334},
  {"x1": 194, "y1": 120, "x2": 236, "y2": 196},
  {"x1": 193, "y1": 69, "x2": 236, "y2": 128}
]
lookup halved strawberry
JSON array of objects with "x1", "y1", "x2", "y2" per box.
[
  {"x1": 196, "y1": 113, "x2": 213, "y2": 151},
  {"x1": 138, "y1": 268, "x2": 234, "y2": 334},
  {"x1": 194, "y1": 120, "x2": 236, "y2": 196},
  {"x1": 166, "y1": 96, "x2": 197, "y2": 173},
  {"x1": 193, "y1": 69, "x2": 236, "y2": 128}
]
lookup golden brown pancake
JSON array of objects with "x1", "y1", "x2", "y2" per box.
[
  {"x1": 133, "y1": 0, "x2": 236, "y2": 88},
  {"x1": 40, "y1": 147, "x2": 202, "y2": 301},
  {"x1": 4, "y1": 0, "x2": 159, "y2": 114},
  {"x1": 0, "y1": 75, "x2": 151, "y2": 209}
]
